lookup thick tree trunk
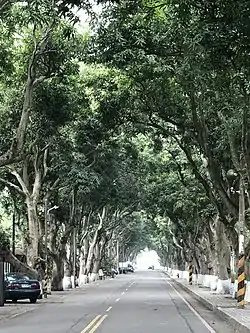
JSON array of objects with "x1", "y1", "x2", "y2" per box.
[
  {"x1": 92, "y1": 244, "x2": 101, "y2": 274},
  {"x1": 85, "y1": 226, "x2": 102, "y2": 276},
  {"x1": 90, "y1": 245, "x2": 101, "y2": 282},
  {"x1": 78, "y1": 238, "x2": 89, "y2": 286},
  {"x1": 176, "y1": 249, "x2": 185, "y2": 271},
  {"x1": 51, "y1": 256, "x2": 64, "y2": 291},
  {"x1": 91, "y1": 240, "x2": 106, "y2": 282},
  {"x1": 63, "y1": 259, "x2": 72, "y2": 289},
  {"x1": 26, "y1": 197, "x2": 40, "y2": 268},
  {"x1": 206, "y1": 222, "x2": 217, "y2": 275},
  {"x1": 85, "y1": 244, "x2": 95, "y2": 276},
  {"x1": 213, "y1": 216, "x2": 231, "y2": 294}
]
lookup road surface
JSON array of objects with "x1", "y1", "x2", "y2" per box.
[{"x1": 0, "y1": 270, "x2": 234, "y2": 333}]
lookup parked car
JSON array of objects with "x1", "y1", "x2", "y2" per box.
[
  {"x1": 4, "y1": 272, "x2": 41, "y2": 303},
  {"x1": 148, "y1": 265, "x2": 154, "y2": 270},
  {"x1": 127, "y1": 264, "x2": 134, "y2": 273},
  {"x1": 118, "y1": 267, "x2": 127, "y2": 274}
]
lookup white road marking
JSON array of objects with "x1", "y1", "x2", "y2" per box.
[
  {"x1": 122, "y1": 292, "x2": 125, "y2": 295},
  {"x1": 106, "y1": 306, "x2": 112, "y2": 312},
  {"x1": 116, "y1": 298, "x2": 121, "y2": 302},
  {"x1": 165, "y1": 279, "x2": 216, "y2": 333},
  {"x1": 126, "y1": 288, "x2": 128, "y2": 291},
  {"x1": 11, "y1": 308, "x2": 35, "y2": 319}
]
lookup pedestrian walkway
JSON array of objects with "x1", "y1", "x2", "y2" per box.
[
  {"x1": 166, "y1": 272, "x2": 250, "y2": 333},
  {"x1": 0, "y1": 290, "x2": 73, "y2": 323}
]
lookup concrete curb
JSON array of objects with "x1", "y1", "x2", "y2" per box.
[{"x1": 162, "y1": 271, "x2": 250, "y2": 333}]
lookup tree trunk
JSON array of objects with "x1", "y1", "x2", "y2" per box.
[
  {"x1": 26, "y1": 196, "x2": 40, "y2": 268},
  {"x1": 63, "y1": 242, "x2": 72, "y2": 289},
  {"x1": 4, "y1": 250, "x2": 38, "y2": 278},
  {"x1": 85, "y1": 243, "x2": 95, "y2": 276},
  {"x1": 51, "y1": 256, "x2": 64, "y2": 291},
  {"x1": 206, "y1": 222, "x2": 217, "y2": 275},
  {"x1": 63, "y1": 259, "x2": 72, "y2": 289},
  {"x1": 84, "y1": 227, "x2": 101, "y2": 275},
  {"x1": 90, "y1": 244, "x2": 101, "y2": 282},
  {"x1": 176, "y1": 248, "x2": 185, "y2": 271},
  {"x1": 213, "y1": 216, "x2": 231, "y2": 294},
  {"x1": 78, "y1": 238, "x2": 89, "y2": 286}
]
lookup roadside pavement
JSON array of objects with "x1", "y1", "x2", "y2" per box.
[{"x1": 164, "y1": 271, "x2": 250, "y2": 333}]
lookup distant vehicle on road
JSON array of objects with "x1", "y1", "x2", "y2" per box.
[
  {"x1": 148, "y1": 265, "x2": 154, "y2": 270},
  {"x1": 119, "y1": 262, "x2": 135, "y2": 274},
  {"x1": 4, "y1": 272, "x2": 41, "y2": 303}
]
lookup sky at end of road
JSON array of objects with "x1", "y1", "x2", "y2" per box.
[{"x1": 136, "y1": 249, "x2": 161, "y2": 270}]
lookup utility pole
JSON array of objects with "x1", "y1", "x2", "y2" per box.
[
  {"x1": 72, "y1": 227, "x2": 76, "y2": 288},
  {"x1": 44, "y1": 203, "x2": 59, "y2": 297},
  {"x1": 0, "y1": 253, "x2": 4, "y2": 307},
  {"x1": 44, "y1": 198, "x2": 48, "y2": 298},
  {"x1": 12, "y1": 208, "x2": 15, "y2": 257},
  {"x1": 237, "y1": 175, "x2": 246, "y2": 308},
  {"x1": 116, "y1": 240, "x2": 119, "y2": 273}
]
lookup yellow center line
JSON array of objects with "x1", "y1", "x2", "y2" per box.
[
  {"x1": 81, "y1": 315, "x2": 102, "y2": 333},
  {"x1": 88, "y1": 315, "x2": 108, "y2": 333}
]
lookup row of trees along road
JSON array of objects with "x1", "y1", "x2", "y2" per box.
[
  {"x1": 89, "y1": 0, "x2": 250, "y2": 294},
  {"x1": 0, "y1": 0, "x2": 250, "y2": 295}
]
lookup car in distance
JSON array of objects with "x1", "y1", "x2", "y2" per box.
[
  {"x1": 148, "y1": 265, "x2": 154, "y2": 270},
  {"x1": 4, "y1": 272, "x2": 41, "y2": 303}
]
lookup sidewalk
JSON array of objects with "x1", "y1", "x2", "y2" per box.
[
  {"x1": 0, "y1": 289, "x2": 77, "y2": 323},
  {"x1": 165, "y1": 272, "x2": 250, "y2": 333}
]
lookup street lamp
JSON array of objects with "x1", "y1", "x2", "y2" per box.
[
  {"x1": 12, "y1": 208, "x2": 15, "y2": 257},
  {"x1": 227, "y1": 168, "x2": 246, "y2": 308},
  {"x1": 116, "y1": 239, "x2": 119, "y2": 273},
  {"x1": 0, "y1": 253, "x2": 5, "y2": 307},
  {"x1": 44, "y1": 200, "x2": 59, "y2": 298},
  {"x1": 45, "y1": 203, "x2": 59, "y2": 262}
]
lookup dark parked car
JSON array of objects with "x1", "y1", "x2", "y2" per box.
[
  {"x1": 4, "y1": 272, "x2": 41, "y2": 303},
  {"x1": 127, "y1": 264, "x2": 134, "y2": 273},
  {"x1": 148, "y1": 265, "x2": 154, "y2": 270}
]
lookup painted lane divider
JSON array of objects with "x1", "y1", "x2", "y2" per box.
[
  {"x1": 89, "y1": 315, "x2": 108, "y2": 333},
  {"x1": 121, "y1": 292, "x2": 125, "y2": 295},
  {"x1": 116, "y1": 297, "x2": 121, "y2": 302},
  {"x1": 106, "y1": 306, "x2": 112, "y2": 312},
  {"x1": 81, "y1": 315, "x2": 102, "y2": 333}
]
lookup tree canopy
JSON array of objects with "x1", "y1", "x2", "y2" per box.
[{"x1": 0, "y1": 0, "x2": 249, "y2": 293}]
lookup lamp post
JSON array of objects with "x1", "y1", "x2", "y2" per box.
[
  {"x1": 237, "y1": 174, "x2": 246, "y2": 308},
  {"x1": 227, "y1": 168, "x2": 246, "y2": 307},
  {"x1": 44, "y1": 200, "x2": 59, "y2": 298},
  {"x1": 72, "y1": 227, "x2": 76, "y2": 288},
  {"x1": 0, "y1": 253, "x2": 5, "y2": 307},
  {"x1": 12, "y1": 208, "x2": 15, "y2": 257},
  {"x1": 116, "y1": 240, "x2": 119, "y2": 273}
]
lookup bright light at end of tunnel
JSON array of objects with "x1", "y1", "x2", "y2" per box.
[{"x1": 135, "y1": 249, "x2": 161, "y2": 270}]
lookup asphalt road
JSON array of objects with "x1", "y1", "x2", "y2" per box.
[{"x1": 0, "y1": 270, "x2": 234, "y2": 333}]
